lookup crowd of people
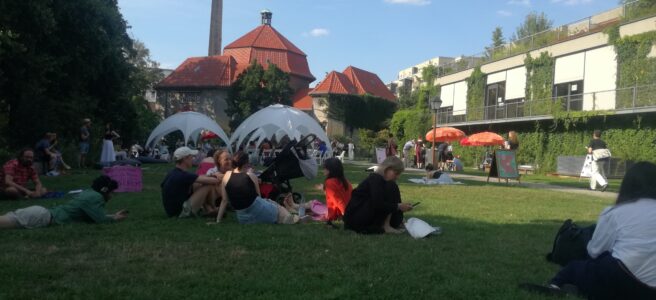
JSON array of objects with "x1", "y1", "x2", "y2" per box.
[{"x1": 157, "y1": 145, "x2": 414, "y2": 233}]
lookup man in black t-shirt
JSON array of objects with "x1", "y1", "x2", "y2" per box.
[
  {"x1": 161, "y1": 147, "x2": 221, "y2": 218},
  {"x1": 587, "y1": 130, "x2": 609, "y2": 192}
]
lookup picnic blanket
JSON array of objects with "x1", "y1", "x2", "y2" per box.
[{"x1": 408, "y1": 173, "x2": 463, "y2": 185}]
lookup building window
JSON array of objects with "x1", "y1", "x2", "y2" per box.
[
  {"x1": 485, "y1": 82, "x2": 505, "y2": 120},
  {"x1": 553, "y1": 80, "x2": 583, "y2": 111},
  {"x1": 437, "y1": 107, "x2": 453, "y2": 124}
]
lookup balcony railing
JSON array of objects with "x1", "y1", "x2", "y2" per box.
[
  {"x1": 426, "y1": 0, "x2": 654, "y2": 80},
  {"x1": 437, "y1": 84, "x2": 656, "y2": 125}
]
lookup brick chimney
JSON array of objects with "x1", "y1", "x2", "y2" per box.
[{"x1": 208, "y1": 0, "x2": 223, "y2": 56}]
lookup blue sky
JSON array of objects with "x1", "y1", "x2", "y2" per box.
[{"x1": 118, "y1": 0, "x2": 620, "y2": 83}]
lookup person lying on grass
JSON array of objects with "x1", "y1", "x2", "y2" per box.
[
  {"x1": 284, "y1": 157, "x2": 352, "y2": 226},
  {"x1": 161, "y1": 147, "x2": 221, "y2": 218},
  {"x1": 0, "y1": 148, "x2": 47, "y2": 199},
  {"x1": 343, "y1": 156, "x2": 413, "y2": 234},
  {"x1": 214, "y1": 152, "x2": 307, "y2": 225},
  {"x1": 424, "y1": 164, "x2": 443, "y2": 180},
  {"x1": 521, "y1": 161, "x2": 656, "y2": 299},
  {"x1": 0, "y1": 175, "x2": 128, "y2": 229}
]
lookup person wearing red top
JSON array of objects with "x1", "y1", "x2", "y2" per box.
[
  {"x1": 1, "y1": 148, "x2": 47, "y2": 199},
  {"x1": 322, "y1": 158, "x2": 352, "y2": 223}
]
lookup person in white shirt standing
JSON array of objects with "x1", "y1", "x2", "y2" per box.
[{"x1": 523, "y1": 161, "x2": 656, "y2": 299}]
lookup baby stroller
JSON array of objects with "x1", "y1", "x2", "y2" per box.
[{"x1": 258, "y1": 134, "x2": 318, "y2": 204}]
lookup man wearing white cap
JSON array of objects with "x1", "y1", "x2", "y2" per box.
[{"x1": 161, "y1": 147, "x2": 221, "y2": 218}]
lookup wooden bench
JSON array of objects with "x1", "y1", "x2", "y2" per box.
[{"x1": 518, "y1": 165, "x2": 535, "y2": 175}]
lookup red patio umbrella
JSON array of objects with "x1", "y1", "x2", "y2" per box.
[
  {"x1": 425, "y1": 127, "x2": 466, "y2": 142},
  {"x1": 459, "y1": 137, "x2": 473, "y2": 146},
  {"x1": 466, "y1": 132, "x2": 505, "y2": 146}
]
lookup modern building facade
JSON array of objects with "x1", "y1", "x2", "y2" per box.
[{"x1": 428, "y1": 6, "x2": 656, "y2": 127}]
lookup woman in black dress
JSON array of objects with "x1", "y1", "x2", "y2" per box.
[{"x1": 344, "y1": 156, "x2": 413, "y2": 234}]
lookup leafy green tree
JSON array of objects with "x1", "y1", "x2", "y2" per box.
[
  {"x1": 492, "y1": 26, "x2": 505, "y2": 48},
  {"x1": 0, "y1": 0, "x2": 159, "y2": 149},
  {"x1": 226, "y1": 61, "x2": 292, "y2": 129},
  {"x1": 512, "y1": 12, "x2": 553, "y2": 41},
  {"x1": 397, "y1": 84, "x2": 415, "y2": 109},
  {"x1": 421, "y1": 64, "x2": 438, "y2": 86},
  {"x1": 486, "y1": 27, "x2": 506, "y2": 59}
]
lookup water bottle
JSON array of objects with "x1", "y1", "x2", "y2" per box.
[{"x1": 298, "y1": 197, "x2": 306, "y2": 217}]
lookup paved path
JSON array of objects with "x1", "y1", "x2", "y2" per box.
[{"x1": 345, "y1": 160, "x2": 617, "y2": 199}]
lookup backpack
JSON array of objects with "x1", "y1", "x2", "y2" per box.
[{"x1": 546, "y1": 219, "x2": 596, "y2": 266}]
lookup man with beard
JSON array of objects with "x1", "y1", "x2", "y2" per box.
[{"x1": 0, "y1": 148, "x2": 47, "y2": 199}]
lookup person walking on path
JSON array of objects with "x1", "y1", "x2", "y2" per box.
[{"x1": 588, "y1": 130, "x2": 609, "y2": 192}]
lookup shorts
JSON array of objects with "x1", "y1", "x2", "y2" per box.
[
  {"x1": 235, "y1": 196, "x2": 278, "y2": 224},
  {"x1": 79, "y1": 142, "x2": 90, "y2": 154},
  {"x1": 6, "y1": 206, "x2": 52, "y2": 229}
]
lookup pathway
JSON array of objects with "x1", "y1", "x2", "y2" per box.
[{"x1": 345, "y1": 160, "x2": 618, "y2": 200}]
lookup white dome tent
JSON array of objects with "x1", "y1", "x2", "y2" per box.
[
  {"x1": 229, "y1": 104, "x2": 331, "y2": 152},
  {"x1": 146, "y1": 111, "x2": 230, "y2": 149}
]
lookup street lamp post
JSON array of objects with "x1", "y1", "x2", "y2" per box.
[{"x1": 429, "y1": 95, "x2": 442, "y2": 167}]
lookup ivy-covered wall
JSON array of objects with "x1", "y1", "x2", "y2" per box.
[
  {"x1": 465, "y1": 67, "x2": 485, "y2": 121},
  {"x1": 324, "y1": 94, "x2": 397, "y2": 131},
  {"x1": 450, "y1": 114, "x2": 656, "y2": 173},
  {"x1": 608, "y1": 28, "x2": 656, "y2": 108}
]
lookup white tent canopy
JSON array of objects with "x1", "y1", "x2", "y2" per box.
[
  {"x1": 146, "y1": 111, "x2": 230, "y2": 149},
  {"x1": 229, "y1": 104, "x2": 330, "y2": 152}
]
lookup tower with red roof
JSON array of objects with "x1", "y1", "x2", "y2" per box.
[{"x1": 156, "y1": 10, "x2": 315, "y2": 130}]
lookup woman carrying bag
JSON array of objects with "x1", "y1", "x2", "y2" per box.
[{"x1": 588, "y1": 130, "x2": 610, "y2": 192}]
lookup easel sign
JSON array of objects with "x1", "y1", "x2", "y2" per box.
[
  {"x1": 487, "y1": 150, "x2": 520, "y2": 183},
  {"x1": 375, "y1": 147, "x2": 387, "y2": 164}
]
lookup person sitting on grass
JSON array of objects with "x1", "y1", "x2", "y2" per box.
[
  {"x1": 0, "y1": 148, "x2": 47, "y2": 199},
  {"x1": 284, "y1": 157, "x2": 353, "y2": 225},
  {"x1": 0, "y1": 175, "x2": 128, "y2": 229},
  {"x1": 161, "y1": 147, "x2": 220, "y2": 218},
  {"x1": 343, "y1": 156, "x2": 413, "y2": 234},
  {"x1": 214, "y1": 152, "x2": 306, "y2": 224},
  {"x1": 521, "y1": 161, "x2": 656, "y2": 299},
  {"x1": 206, "y1": 149, "x2": 232, "y2": 178}
]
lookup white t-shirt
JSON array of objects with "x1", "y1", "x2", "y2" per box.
[
  {"x1": 587, "y1": 198, "x2": 656, "y2": 287},
  {"x1": 403, "y1": 141, "x2": 414, "y2": 151}
]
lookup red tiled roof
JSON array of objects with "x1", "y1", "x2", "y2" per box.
[
  {"x1": 292, "y1": 88, "x2": 313, "y2": 110},
  {"x1": 310, "y1": 71, "x2": 357, "y2": 96},
  {"x1": 224, "y1": 25, "x2": 305, "y2": 55},
  {"x1": 157, "y1": 56, "x2": 236, "y2": 88},
  {"x1": 223, "y1": 25, "x2": 315, "y2": 81},
  {"x1": 309, "y1": 67, "x2": 397, "y2": 102},
  {"x1": 342, "y1": 66, "x2": 396, "y2": 101}
]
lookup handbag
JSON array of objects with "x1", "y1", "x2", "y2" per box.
[
  {"x1": 592, "y1": 149, "x2": 611, "y2": 161},
  {"x1": 546, "y1": 219, "x2": 596, "y2": 266}
]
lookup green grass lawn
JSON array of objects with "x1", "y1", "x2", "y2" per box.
[{"x1": 0, "y1": 163, "x2": 614, "y2": 299}]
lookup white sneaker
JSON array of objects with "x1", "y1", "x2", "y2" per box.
[{"x1": 178, "y1": 201, "x2": 193, "y2": 218}]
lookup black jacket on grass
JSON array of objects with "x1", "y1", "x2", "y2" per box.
[{"x1": 344, "y1": 173, "x2": 403, "y2": 234}]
